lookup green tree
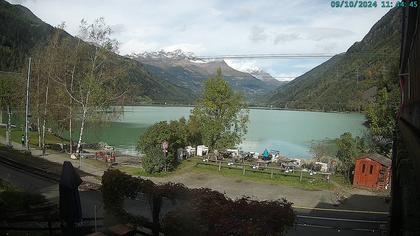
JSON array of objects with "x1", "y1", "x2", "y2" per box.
[
  {"x1": 336, "y1": 132, "x2": 360, "y2": 182},
  {"x1": 190, "y1": 68, "x2": 249, "y2": 151},
  {"x1": 0, "y1": 73, "x2": 23, "y2": 147},
  {"x1": 31, "y1": 26, "x2": 67, "y2": 152},
  {"x1": 49, "y1": 18, "x2": 128, "y2": 156},
  {"x1": 186, "y1": 115, "x2": 202, "y2": 146},
  {"x1": 365, "y1": 87, "x2": 398, "y2": 155}
]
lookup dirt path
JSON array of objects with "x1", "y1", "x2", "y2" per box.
[
  {"x1": 148, "y1": 171, "x2": 335, "y2": 207},
  {"x1": 145, "y1": 170, "x2": 389, "y2": 211}
]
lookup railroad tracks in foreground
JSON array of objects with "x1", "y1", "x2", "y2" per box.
[{"x1": 0, "y1": 153, "x2": 61, "y2": 183}]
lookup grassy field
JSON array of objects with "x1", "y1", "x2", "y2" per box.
[
  {"x1": 193, "y1": 162, "x2": 334, "y2": 190},
  {"x1": 118, "y1": 157, "x2": 339, "y2": 190},
  {"x1": 117, "y1": 158, "x2": 199, "y2": 177},
  {"x1": 0, "y1": 127, "x2": 65, "y2": 146}
]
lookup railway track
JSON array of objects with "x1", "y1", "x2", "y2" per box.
[{"x1": 0, "y1": 153, "x2": 61, "y2": 183}]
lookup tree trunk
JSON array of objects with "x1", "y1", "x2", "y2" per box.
[
  {"x1": 69, "y1": 108, "x2": 72, "y2": 153},
  {"x1": 6, "y1": 105, "x2": 12, "y2": 147},
  {"x1": 37, "y1": 117, "x2": 41, "y2": 148},
  {"x1": 69, "y1": 65, "x2": 75, "y2": 154},
  {"x1": 42, "y1": 81, "x2": 49, "y2": 154},
  {"x1": 346, "y1": 169, "x2": 351, "y2": 183},
  {"x1": 37, "y1": 75, "x2": 41, "y2": 148},
  {"x1": 76, "y1": 107, "x2": 87, "y2": 156}
]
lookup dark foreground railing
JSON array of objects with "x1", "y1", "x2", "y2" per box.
[{"x1": 0, "y1": 216, "x2": 162, "y2": 236}]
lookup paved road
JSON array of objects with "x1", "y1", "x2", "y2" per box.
[{"x1": 289, "y1": 209, "x2": 388, "y2": 235}]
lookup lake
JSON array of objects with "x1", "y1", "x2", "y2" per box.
[{"x1": 76, "y1": 106, "x2": 366, "y2": 159}]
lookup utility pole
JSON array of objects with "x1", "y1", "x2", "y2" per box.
[{"x1": 25, "y1": 57, "x2": 31, "y2": 152}]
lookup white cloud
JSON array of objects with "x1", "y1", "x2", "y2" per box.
[
  {"x1": 119, "y1": 39, "x2": 159, "y2": 55},
  {"x1": 225, "y1": 59, "x2": 261, "y2": 73},
  {"x1": 249, "y1": 26, "x2": 268, "y2": 42},
  {"x1": 274, "y1": 33, "x2": 301, "y2": 44}
]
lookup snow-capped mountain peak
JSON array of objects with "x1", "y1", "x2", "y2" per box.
[{"x1": 131, "y1": 49, "x2": 197, "y2": 60}]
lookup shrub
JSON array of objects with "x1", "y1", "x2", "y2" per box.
[
  {"x1": 138, "y1": 119, "x2": 190, "y2": 173},
  {"x1": 102, "y1": 169, "x2": 296, "y2": 236},
  {"x1": 142, "y1": 146, "x2": 166, "y2": 174}
]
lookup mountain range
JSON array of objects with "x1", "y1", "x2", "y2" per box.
[
  {"x1": 0, "y1": 0, "x2": 401, "y2": 109},
  {"x1": 130, "y1": 50, "x2": 285, "y2": 102}
]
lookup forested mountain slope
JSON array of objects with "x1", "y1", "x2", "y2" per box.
[
  {"x1": 268, "y1": 8, "x2": 401, "y2": 111},
  {"x1": 0, "y1": 0, "x2": 195, "y2": 104}
]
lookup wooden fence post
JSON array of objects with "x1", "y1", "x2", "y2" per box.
[
  {"x1": 300, "y1": 171, "x2": 303, "y2": 182},
  {"x1": 243, "y1": 165, "x2": 246, "y2": 175},
  {"x1": 218, "y1": 161, "x2": 222, "y2": 171}
]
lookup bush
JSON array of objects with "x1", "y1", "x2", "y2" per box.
[
  {"x1": 162, "y1": 195, "x2": 295, "y2": 236},
  {"x1": 142, "y1": 146, "x2": 166, "y2": 174},
  {"x1": 138, "y1": 117, "x2": 199, "y2": 173},
  {"x1": 102, "y1": 170, "x2": 296, "y2": 236}
]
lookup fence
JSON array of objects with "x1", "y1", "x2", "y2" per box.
[{"x1": 195, "y1": 157, "x2": 331, "y2": 182}]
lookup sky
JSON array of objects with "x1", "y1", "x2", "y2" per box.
[{"x1": 10, "y1": 0, "x2": 393, "y2": 80}]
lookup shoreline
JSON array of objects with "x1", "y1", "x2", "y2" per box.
[{"x1": 122, "y1": 104, "x2": 364, "y2": 115}]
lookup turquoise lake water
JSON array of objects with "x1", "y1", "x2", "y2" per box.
[{"x1": 76, "y1": 106, "x2": 366, "y2": 159}]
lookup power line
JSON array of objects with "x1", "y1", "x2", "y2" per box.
[
  {"x1": 194, "y1": 52, "x2": 394, "y2": 60},
  {"x1": 197, "y1": 53, "x2": 336, "y2": 60}
]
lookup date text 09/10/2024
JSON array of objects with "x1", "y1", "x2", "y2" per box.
[{"x1": 331, "y1": 1, "x2": 418, "y2": 8}]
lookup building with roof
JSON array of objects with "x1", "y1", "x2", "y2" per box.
[{"x1": 353, "y1": 154, "x2": 391, "y2": 190}]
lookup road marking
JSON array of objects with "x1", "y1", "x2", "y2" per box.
[
  {"x1": 293, "y1": 206, "x2": 389, "y2": 215},
  {"x1": 296, "y1": 215, "x2": 388, "y2": 224},
  {"x1": 296, "y1": 223, "x2": 332, "y2": 229},
  {"x1": 296, "y1": 223, "x2": 378, "y2": 232}
]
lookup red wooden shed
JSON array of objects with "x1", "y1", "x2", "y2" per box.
[{"x1": 353, "y1": 154, "x2": 391, "y2": 190}]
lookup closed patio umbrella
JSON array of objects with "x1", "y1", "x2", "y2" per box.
[{"x1": 59, "y1": 161, "x2": 83, "y2": 234}]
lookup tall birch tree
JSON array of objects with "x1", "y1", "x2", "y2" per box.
[{"x1": 56, "y1": 18, "x2": 127, "y2": 156}]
